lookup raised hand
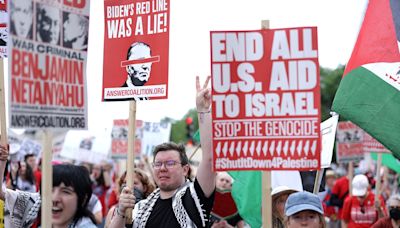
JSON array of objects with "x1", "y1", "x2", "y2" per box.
[{"x1": 196, "y1": 75, "x2": 211, "y2": 112}]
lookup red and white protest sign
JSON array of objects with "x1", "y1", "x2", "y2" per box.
[
  {"x1": 336, "y1": 121, "x2": 364, "y2": 163},
  {"x1": 8, "y1": 0, "x2": 89, "y2": 129},
  {"x1": 363, "y1": 131, "x2": 390, "y2": 153},
  {"x1": 0, "y1": 0, "x2": 7, "y2": 58},
  {"x1": 336, "y1": 121, "x2": 390, "y2": 163},
  {"x1": 111, "y1": 119, "x2": 171, "y2": 157},
  {"x1": 211, "y1": 28, "x2": 321, "y2": 171},
  {"x1": 111, "y1": 119, "x2": 143, "y2": 158},
  {"x1": 102, "y1": 0, "x2": 169, "y2": 101}
]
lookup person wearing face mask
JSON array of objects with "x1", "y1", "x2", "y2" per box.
[
  {"x1": 372, "y1": 194, "x2": 400, "y2": 228},
  {"x1": 105, "y1": 168, "x2": 155, "y2": 227}
]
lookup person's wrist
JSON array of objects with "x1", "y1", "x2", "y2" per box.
[
  {"x1": 197, "y1": 109, "x2": 211, "y2": 113},
  {"x1": 116, "y1": 206, "x2": 126, "y2": 219}
]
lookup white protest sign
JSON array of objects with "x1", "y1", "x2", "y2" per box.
[{"x1": 320, "y1": 115, "x2": 339, "y2": 168}]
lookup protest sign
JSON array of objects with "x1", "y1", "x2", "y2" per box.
[
  {"x1": 336, "y1": 121, "x2": 390, "y2": 163},
  {"x1": 111, "y1": 119, "x2": 143, "y2": 158},
  {"x1": 60, "y1": 130, "x2": 110, "y2": 164},
  {"x1": 363, "y1": 131, "x2": 390, "y2": 153},
  {"x1": 141, "y1": 121, "x2": 171, "y2": 155},
  {"x1": 320, "y1": 115, "x2": 339, "y2": 168},
  {"x1": 336, "y1": 121, "x2": 364, "y2": 162},
  {"x1": 102, "y1": 0, "x2": 169, "y2": 101},
  {"x1": 8, "y1": 0, "x2": 89, "y2": 129},
  {"x1": 211, "y1": 28, "x2": 321, "y2": 171},
  {"x1": 111, "y1": 119, "x2": 171, "y2": 157},
  {"x1": 19, "y1": 138, "x2": 42, "y2": 157}
]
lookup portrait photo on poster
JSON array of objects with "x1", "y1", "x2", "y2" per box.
[
  {"x1": 63, "y1": 12, "x2": 89, "y2": 51},
  {"x1": 10, "y1": 0, "x2": 33, "y2": 39},
  {"x1": 0, "y1": 27, "x2": 7, "y2": 58},
  {"x1": 121, "y1": 42, "x2": 161, "y2": 88},
  {"x1": 36, "y1": 3, "x2": 61, "y2": 45}
]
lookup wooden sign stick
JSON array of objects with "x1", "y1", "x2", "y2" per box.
[
  {"x1": 261, "y1": 20, "x2": 272, "y2": 228},
  {"x1": 0, "y1": 58, "x2": 6, "y2": 145},
  {"x1": 41, "y1": 130, "x2": 53, "y2": 227},
  {"x1": 125, "y1": 100, "x2": 137, "y2": 223}
]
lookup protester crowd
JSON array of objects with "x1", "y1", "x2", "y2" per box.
[
  {"x1": 0, "y1": 76, "x2": 398, "y2": 227},
  {"x1": 1, "y1": 147, "x2": 400, "y2": 228}
]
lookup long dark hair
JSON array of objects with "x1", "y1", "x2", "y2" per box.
[
  {"x1": 53, "y1": 164, "x2": 96, "y2": 225},
  {"x1": 21, "y1": 161, "x2": 36, "y2": 185}
]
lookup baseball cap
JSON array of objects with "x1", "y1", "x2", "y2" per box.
[
  {"x1": 271, "y1": 186, "x2": 298, "y2": 200},
  {"x1": 325, "y1": 170, "x2": 336, "y2": 178},
  {"x1": 352, "y1": 174, "x2": 369, "y2": 196},
  {"x1": 284, "y1": 191, "x2": 323, "y2": 216}
]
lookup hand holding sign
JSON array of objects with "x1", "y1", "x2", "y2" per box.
[
  {"x1": 0, "y1": 144, "x2": 8, "y2": 161},
  {"x1": 196, "y1": 75, "x2": 211, "y2": 113}
]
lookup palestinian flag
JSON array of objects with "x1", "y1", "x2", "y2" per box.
[{"x1": 332, "y1": 0, "x2": 400, "y2": 159}]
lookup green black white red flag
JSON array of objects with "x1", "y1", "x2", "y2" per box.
[{"x1": 332, "y1": 0, "x2": 400, "y2": 159}]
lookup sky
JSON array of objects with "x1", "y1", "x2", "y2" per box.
[{"x1": 4, "y1": 0, "x2": 369, "y2": 132}]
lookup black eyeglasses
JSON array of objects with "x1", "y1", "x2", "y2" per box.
[{"x1": 152, "y1": 160, "x2": 182, "y2": 169}]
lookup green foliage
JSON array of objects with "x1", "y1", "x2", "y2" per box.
[
  {"x1": 320, "y1": 65, "x2": 345, "y2": 121},
  {"x1": 170, "y1": 109, "x2": 199, "y2": 144}
]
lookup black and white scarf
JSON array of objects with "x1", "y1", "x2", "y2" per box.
[{"x1": 133, "y1": 181, "x2": 206, "y2": 228}]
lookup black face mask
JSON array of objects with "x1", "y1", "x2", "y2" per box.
[
  {"x1": 133, "y1": 188, "x2": 144, "y2": 202},
  {"x1": 390, "y1": 208, "x2": 400, "y2": 221},
  {"x1": 120, "y1": 184, "x2": 145, "y2": 202}
]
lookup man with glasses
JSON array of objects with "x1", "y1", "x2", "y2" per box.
[
  {"x1": 372, "y1": 194, "x2": 400, "y2": 228},
  {"x1": 110, "y1": 76, "x2": 215, "y2": 227}
]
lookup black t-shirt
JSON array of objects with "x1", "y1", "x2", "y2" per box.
[{"x1": 145, "y1": 179, "x2": 215, "y2": 228}]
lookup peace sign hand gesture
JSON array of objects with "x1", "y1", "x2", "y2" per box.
[{"x1": 196, "y1": 75, "x2": 211, "y2": 112}]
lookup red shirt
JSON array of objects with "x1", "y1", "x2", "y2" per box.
[
  {"x1": 342, "y1": 191, "x2": 386, "y2": 228},
  {"x1": 322, "y1": 190, "x2": 338, "y2": 220},
  {"x1": 108, "y1": 189, "x2": 118, "y2": 209},
  {"x1": 331, "y1": 176, "x2": 349, "y2": 219},
  {"x1": 34, "y1": 170, "x2": 42, "y2": 192}
]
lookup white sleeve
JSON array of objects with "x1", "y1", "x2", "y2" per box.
[
  {"x1": 92, "y1": 198, "x2": 103, "y2": 214},
  {"x1": 5, "y1": 188, "x2": 19, "y2": 213}
]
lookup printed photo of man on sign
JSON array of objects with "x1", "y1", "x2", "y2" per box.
[
  {"x1": 8, "y1": 0, "x2": 89, "y2": 130},
  {"x1": 102, "y1": 0, "x2": 169, "y2": 101},
  {"x1": 121, "y1": 42, "x2": 160, "y2": 89}
]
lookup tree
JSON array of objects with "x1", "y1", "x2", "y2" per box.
[{"x1": 320, "y1": 65, "x2": 345, "y2": 121}]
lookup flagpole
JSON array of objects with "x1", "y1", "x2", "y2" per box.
[
  {"x1": 260, "y1": 20, "x2": 272, "y2": 228},
  {"x1": 125, "y1": 100, "x2": 137, "y2": 223}
]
